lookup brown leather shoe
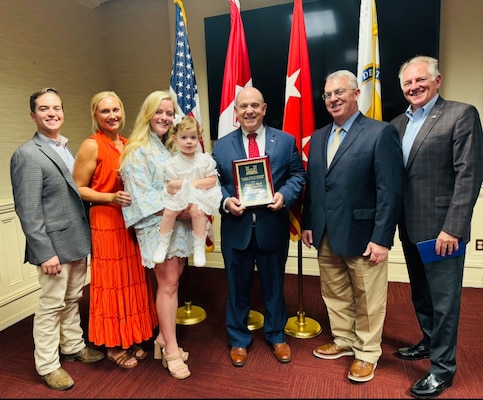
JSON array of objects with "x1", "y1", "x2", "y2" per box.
[
  {"x1": 41, "y1": 367, "x2": 74, "y2": 391},
  {"x1": 273, "y1": 343, "x2": 291, "y2": 363},
  {"x1": 313, "y1": 342, "x2": 354, "y2": 360},
  {"x1": 230, "y1": 347, "x2": 247, "y2": 367},
  {"x1": 348, "y1": 359, "x2": 377, "y2": 382}
]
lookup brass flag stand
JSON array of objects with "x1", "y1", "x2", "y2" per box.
[
  {"x1": 176, "y1": 259, "x2": 207, "y2": 325},
  {"x1": 284, "y1": 241, "x2": 321, "y2": 338},
  {"x1": 247, "y1": 309, "x2": 264, "y2": 331}
]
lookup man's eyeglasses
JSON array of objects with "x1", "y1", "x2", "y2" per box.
[{"x1": 322, "y1": 88, "x2": 356, "y2": 101}]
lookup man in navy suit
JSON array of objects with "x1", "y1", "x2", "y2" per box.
[
  {"x1": 212, "y1": 87, "x2": 306, "y2": 367},
  {"x1": 391, "y1": 56, "x2": 483, "y2": 399},
  {"x1": 301, "y1": 70, "x2": 404, "y2": 383}
]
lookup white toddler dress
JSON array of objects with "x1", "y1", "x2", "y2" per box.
[{"x1": 163, "y1": 151, "x2": 222, "y2": 216}]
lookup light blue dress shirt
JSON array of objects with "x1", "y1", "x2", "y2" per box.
[
  {"x1": 401, "y1": 94, "x2": 439, "y2": 166},
  {"x1": 327, "y1": 111, "x2": 360, "y2": 157}
]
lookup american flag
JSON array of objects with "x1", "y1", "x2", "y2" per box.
[
  {"x1": 169, "y1": 0, "x2": 213, "y2": 251},
  {"x1": 169, "y1": 0, "x2": 202, "y2": 129}
]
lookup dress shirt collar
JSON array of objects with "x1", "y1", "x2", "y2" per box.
[
  {"x1": 37, "y1": 131, "x2": 68, "y2": 148},
  {"x1": 405, "y1": 94, "x2": 439, "y2": 120},
  {"x1": 332, "y1": 110, "x2": 360, "y2": 134},
  {"x1": 241, "y1": 125, "x2": 265, "y2": 138}
]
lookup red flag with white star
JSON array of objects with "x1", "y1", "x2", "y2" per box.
[{"x1": 282, "y1": 0, "x2": 315, "y2": 241}]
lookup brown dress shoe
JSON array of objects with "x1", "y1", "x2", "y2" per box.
[
  {"x1": 41, "y1": 367, "x2": 74, "y2": 391},
  {"x1": 348, "y1": 359, "x2": 377, "y2": 382},
  {"x1": 313, "y1": 342, "x2": 354, "y2": 360},
  {"x1": 273, "y1": 343, "x2": 291, "y2": 363},
  {"x1": 230, "y1": 347, "x2": 247, "y2": 367}
]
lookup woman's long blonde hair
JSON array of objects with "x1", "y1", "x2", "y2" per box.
[{"x1": 119, "y1": 90, "x2": 178, "y2": 169}]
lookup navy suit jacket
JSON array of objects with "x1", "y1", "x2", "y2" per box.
[
  {"x1": 391, "y1": 96, "x2": 483, "y2": 244},
  {"x1": 212, "y1": 125, "x2": 306, "y2": 251},
  {"x1": 302, "y1": 113, "x2": 404, "y2": 256}
]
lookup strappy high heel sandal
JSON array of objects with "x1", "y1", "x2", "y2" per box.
[
  {"x1": 161, "y1": 348, "x2": 191, "y2": 380},
  {"x1": 154, "y1": 340, "x2": 189, "y2": 361}
]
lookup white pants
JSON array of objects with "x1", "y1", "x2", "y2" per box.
[{"x1": 34, "y1": 259, "x2": 87, "y2": 376}]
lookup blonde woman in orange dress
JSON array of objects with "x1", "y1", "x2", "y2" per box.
[{"x1": 73, "y1": 91, "x2": 157, "y2": 369}]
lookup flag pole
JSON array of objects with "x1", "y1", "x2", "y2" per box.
[
  {"x1": 283, "y1": 234, "x2": 321, "y2": 337},
  {"x1": 282, "y1": 0, "x2": 321, "y2": 339},
  {"x1": 176, "y1": 259, "x2": 207, "y2": 325},
  {"x1": 169, "y1": 0, "x2": 207, "y2": 325},
  {"x1": 284, "y1": 241, "x2": 322, "y2": 338}
]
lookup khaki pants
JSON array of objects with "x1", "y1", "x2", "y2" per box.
[
  {"x1": 34, "y1": 258, "x2": 87, "y2": 376},
  {"x1": 317, "y1": 234, "x2": 388, "y2": 364}
]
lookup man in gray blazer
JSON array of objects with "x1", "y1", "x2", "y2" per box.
[
  {"x1": 391, "y1": 56, "x2": 483, "y2": 399},
  {"x1": 302, "y1": 70, "x2": 404, "y2": 383},
  {"x1": 10, "y1": 88, "x2": 104, "y2": 391}
]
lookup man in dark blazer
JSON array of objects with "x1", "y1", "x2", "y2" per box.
[
  {"x1": 10, "y1": 88, "x2": 104, "y2": 391},
  {"x1": 301, "y1": 70, "x2": 404, "y2": 383},
  {"x1": 391, "y1": 56, "x2": 483, "y2": 399},
  {"x1": 212, "y1": 87, "x2": 306, "y2": 367}
]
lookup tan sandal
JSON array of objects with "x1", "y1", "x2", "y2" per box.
[
  {"x1": 129, "y1": 344, "x2": 148, "y2": 360},
  {"x1": 154, "y1": 340, "x2": 189, "y2": 361},
  {"x1": 107, "y1": 350, "x2": 138, "y2": 369},
  {"x1": 161, "y1": 348, "x2": 191, "y2": 380}
]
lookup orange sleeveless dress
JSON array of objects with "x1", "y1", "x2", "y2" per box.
[{"x1": 87, "y1": 131, "x2": 157, "y2": 349}]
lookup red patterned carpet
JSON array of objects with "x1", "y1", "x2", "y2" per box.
[{"x1": 1, "y1": 266, "x2": 482, "y2": 398}]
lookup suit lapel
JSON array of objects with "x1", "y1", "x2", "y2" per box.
[
  {"x1": 328, "y1": 115, "x2": 365, "y2": 169},
  {"x1": 33, "y1": 133, "x2": 79, "y2": 192},
  {"x1": 265, "y1": 126, "x2": 276, "y2": 159},
  {"x1": 230, "y1": 129, "x2": 247, "y2": 159},
  {"x1": 319, "y1": 126, "x2": 331, "y2": 171},
  {"x1": 406, "y1": 98, "x2": 445, "y2": 168}
]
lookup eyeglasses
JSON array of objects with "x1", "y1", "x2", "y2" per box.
[{"x1": 322, "y1": 88, "x2": 356, "y2": 101}]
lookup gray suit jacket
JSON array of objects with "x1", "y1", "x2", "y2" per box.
[
  {"x1": 391, "y1": 96, "x2": 483, "y2": 244},
  {"x1": 10, "y1": 132, "x2": 91, "y2": 266}
]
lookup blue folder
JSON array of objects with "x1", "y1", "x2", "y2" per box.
[{"x1": 416, "y1": 238, "x2": 466, "y2": 264}]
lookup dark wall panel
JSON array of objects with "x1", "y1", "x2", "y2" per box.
[{"x1": 205, "y1": 0, "x2": 440, "y2": 139}]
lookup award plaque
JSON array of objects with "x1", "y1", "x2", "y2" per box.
[{"x1": 232, "y1": 156, "x2": 274, "y2": 207}]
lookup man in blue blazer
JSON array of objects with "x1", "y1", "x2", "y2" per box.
[
  {"x1": 301, "y1": 70, "x2": 404, "y2": 383},
  {"x1": 391, "y1": 56, "x2": 483, "y2": 399},
  {"x1": 212, "y1": 87, "x2": 306, "y2": 367},
  {"x1": 10, "y1": 88, "x2": 104, "y2": 391}
]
